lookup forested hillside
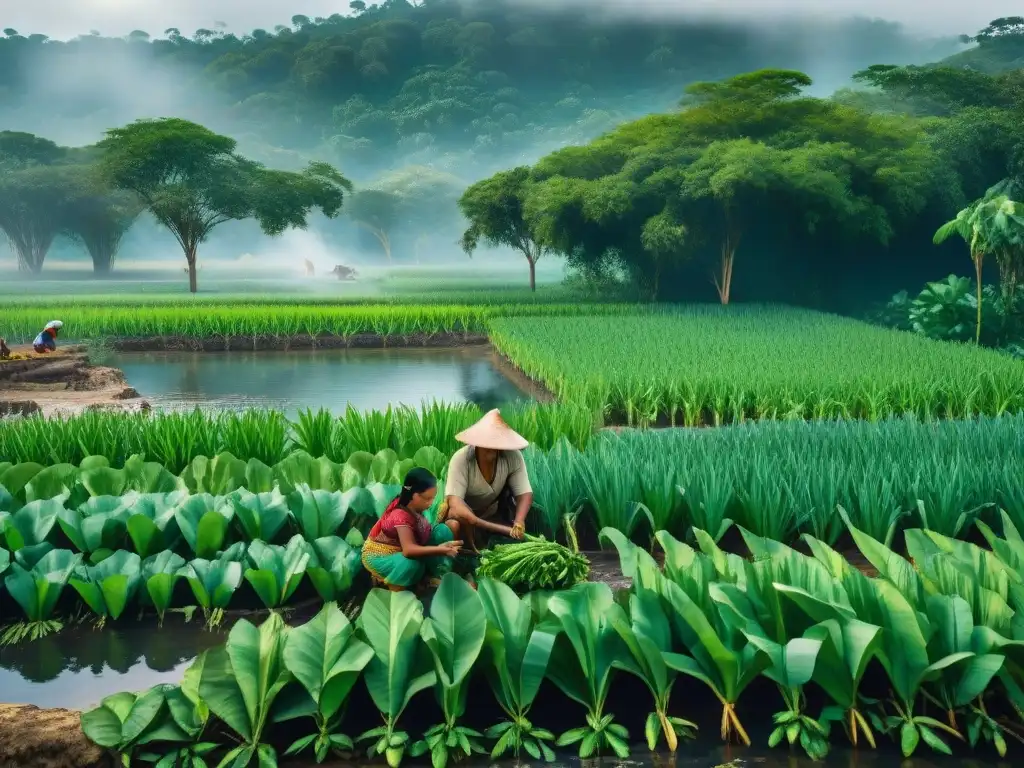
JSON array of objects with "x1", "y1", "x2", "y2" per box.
[{"x1": 0, "y1": 0, "x2": 961, "y2": 177}]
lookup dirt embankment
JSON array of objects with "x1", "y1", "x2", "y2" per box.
[
  {"x1": 111, "y1": 332, "x2": 490, "y2": 351},
  {"x1": 0, "y1": 704, "x2": 114, "y2": 768},
  {"x1": 0, "y1": 346, "x2": 150, "y2": 417}
]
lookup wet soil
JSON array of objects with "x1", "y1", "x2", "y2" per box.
[
  {"x1": 0, "y1": 346, "x2": 150, "y2": 417},
  {"x1": 110, "y1": 332, "x2": 490, "y2": 351},
  {"x1": 0, "y1": 704, "x2": 113, "y2": 768}
]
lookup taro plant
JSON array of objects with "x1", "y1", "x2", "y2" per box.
[
  {"x1": 609, "y1": 588, "x2": 697, "y2": 751},
  {"x1": 0, "y1": 495, "x2": 66, "y2": 551},
  {"x1": 243, "y1": 536, "x2": 311, "y2": 610},
  {"x1": 476, "y1": 577, "x2": 558, "y2": 761},
  {"x1": 1, "y1": 547, "x2": 82, "y2": 643},
  {"x1": 69, "y1": 550, "x2": 143, "y2": 627},
  {"x1": 547, "y1": 582, "x2": 631, "y2": 758},
  {"x1": 197, "y1": 612, "x2": 308, "y2": 767},
  {"x1": 282, "y1": 602, "x2": 374, "y2": 763},
  {"x1": 304, "y1": 533, "x2": 363, "y2": 602},
  {"x1": 411, "y1": 573, "x2": 488, "y2": 768},
  {"x1": 57, "y1": 495, "x2": 134, "y2": 564},
  {"x1": 126, "y1": 491, "x2": 188, "y2": 559},
  {"x1": 141, "y1": 551, "x2": 187, "y2": 626},
  {"x1": 175, "y1": 494, "x2": 231, "y2": 559},
  {"x1": 228, "y1": 487, "x2": 290, "y2": 543},
  {"x1": 289, "y1": 485, "x2": 366, "y2": 541},
  {"x1": 355, "y1": 589, "x2": 437, "y2": 768},
  {"x1": 181, "y1": 453, "x2": 247, "y2": 495},
  {"x1": 180, "y1": 555, "x2": 244, "y2": 629}
]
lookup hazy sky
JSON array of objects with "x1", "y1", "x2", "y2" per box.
[{"x1": 3, "y1": 0, "x2": 1020, "y2": 40}]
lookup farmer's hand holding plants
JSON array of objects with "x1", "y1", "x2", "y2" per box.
[
  {"x1": 509, "y1": 521, "x2": 526, "y2": 539},
  {"x1": 438, "y1": 539, "x2": 463, "y2": 558}
]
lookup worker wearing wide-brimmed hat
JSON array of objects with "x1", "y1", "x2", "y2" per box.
[
  {"x1": 439, "y1": 409, "x2": 533, "y2": 551},
  {"x1": 32, "y1": 320, "x2": 63, "y2": 354}
]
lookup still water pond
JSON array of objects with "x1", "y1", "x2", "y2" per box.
[{"x1": 111, "y1": 348, "x2": 531, "y2": 417}]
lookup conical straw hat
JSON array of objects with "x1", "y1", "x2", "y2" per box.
[{"x1": 455, "y1": 409, "x2": 529, "y2": 450}]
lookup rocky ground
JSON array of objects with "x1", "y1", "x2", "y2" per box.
[{"x1": 0, "y1": 345, "x2": 149, "y2": 417}]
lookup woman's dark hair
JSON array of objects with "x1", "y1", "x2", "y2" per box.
[{"x1": 398, "y1": 467, "x2": 437, "y2": 506}]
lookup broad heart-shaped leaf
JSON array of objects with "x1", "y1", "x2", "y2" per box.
[
  {"x1": 24, "y1": 463, "x2": 80, "y2": 503},
  {"x1": 5, "y1": 549, "x2": 83, "y2": 621},
  {"x1": 0, "y1": 462, "x2": 44, "y2": 503},
  {"x1": 244, "y1": 536, "x2": 311, "y2": 609},
  {"x1": 58, "y1": 496, "x2": 133, "y2": 556},
  {"x1": 273, "y1": 451, "x2": 350, "y2": 494},
  {"x1": 181, "y1": 453, "x2": 247, "y2": 495},
  {"x1": 305, "y1": 536, "x2": 360, "y2": 602},
  {"x1": 0, "y1": 483, "x2": 13, "y2": 512},
  {"x1": 289, "y1": 485, "x2": 350, "y2": 540},
  {"x1": 369, "y1": 449, "x2": 400, "y2": 484},
  {"x1": 125, "y1": 491, "x2": 189, "y2": 558},
  {"x1": 70, "y1": 550, "x2": 143, "y2": 620},
  {"x1": 421, "y1": 573, "x2": 487, "y2": 689},
  {"x1": 2, "y1": 496, "x2": 66, "y2": 551},
  {"x1": 80, "y1": 466, "x2": 130, "y2": 498},
  {"x1": 227, "y1": 487, "x2": 290, "y2": 543},
  {"x1": 142, "y1": 551, "x2": 187, "y2": 619},
  {"x1": 476, "y1": 576, "x2": 556, "y2": 712},
  {"x1": 174, "y1": 494, "x2": 230, "y2": 558},
  {"x1": 546, "y1": 582, "x2": 625, "y2": 711},
  {"x1": 357, "y1": 588, "x2": 437, "y2": 719},
  {"x1": 283, "y1": 602, "x2": 374, "y2": 720},
  {"x1": 180, "y1": 557, "x2": 243, "y2": 611},
  {"x1": 198, "y1": 613, "x2": 297, "y2": 748}
]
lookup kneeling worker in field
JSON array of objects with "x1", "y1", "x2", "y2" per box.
[
  {"x1": 32, "y1": 320, "x2": 63, "y2": 353},
  {"x1": 439, "y1": 409, "x2": 533, "y2": 551},
  {"x1": 361, "y1": 468, "x2": 463, "y2": 591}
]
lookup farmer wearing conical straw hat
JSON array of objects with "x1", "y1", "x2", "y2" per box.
[
  {"x1": 439, "y1": 409, "x2": 533, "y2": 552},
  {"x1": 32, "y1": 320, "x2": 63, "y2": 353}
]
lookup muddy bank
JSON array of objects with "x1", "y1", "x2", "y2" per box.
[
  {"x1": 0, "y1": 346, "x2": 150, "y2": 417},
  {"x1": 111, "y1": 332, "x2": 490, "y2": 351},
  {"x1": 0, "y1": 704, "x2": 113, "y2": 768}
]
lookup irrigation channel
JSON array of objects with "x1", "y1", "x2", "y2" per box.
[{"x1": 110, "y1": 347, "x2": 533, "y2": 416}]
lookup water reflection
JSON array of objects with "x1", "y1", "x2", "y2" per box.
[
  {"x1": 0, "y1": 619, "x2": 224, "y2": 709},
  {"x1": 111, "y1": 348, "x2": 531, "y2": 417}
]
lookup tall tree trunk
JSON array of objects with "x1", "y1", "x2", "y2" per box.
[
  {"x1": 713, "y1": 235, "x2": 739, "y2": 305},
  {"x1": 528, "y1": 257, "x2": 536, "y2": 292},
  {"x1": 186, "y1": 242, "x2": 199, "y2": 294}
]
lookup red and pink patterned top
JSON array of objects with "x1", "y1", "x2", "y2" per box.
[{"x1": 368, "y1": 499, "x2": 432, "y2": 546}]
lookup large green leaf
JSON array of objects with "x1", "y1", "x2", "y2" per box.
[
  {"x1": 421, "y1": 573, "x2": 487, "y2": 689},
  {"x1": 174, "y1": 494, "x2": 230, "y2": 557},
  {"x1": 181, "y1": 453, "x2": 247, "y2": 495},
  {"x1": 244, "y1": 535, "x2": 311, "y2": 609},
  {"x1": 0, "y1": 462, "x2": 44, "y2": 503},
  {"x1": 125, "y1": 491, "x2": 188, "y2": 559},
  {"x1": 0, "y1": 483, "x2": 13, "y2": 512},
  {"x1": 69, "y1": 550, "x2": 143, "y2": 619},
  {"x1": 289, "y1": 485, "x2": 354, "y2": 540},
  {"x1": 2, "y1": 496, "x2": 66, "y2": 551},
  {"x1": 305, "y1": 536, "x2": 361, "y2": 602},
  {"x1": 180, "y1": 557, "x2": 243, "y2": 611},
  {"x1": 5, "y1": 548, "x2": 83, "y2": 621},
  {"x1": 24, "y1": 464, "x2": 80, "y2": 503},
  {"x1": 142, "y1": 551, "x2": 187, "y2": 621},
  {"x1": 477, "y1": 576, "x2": 556, "y2": 714},
  {"x1": 273, "y1": 451, "x2": 351, "y2": 494},
  {"x1": 609, "y1": 588, "x2": 675, "y2": 701},
  {"x1": 283, "y1": 602, "x2": 374, "y2": 720},
  {"x1": 357, "y1": 588, "x2": 436, "y2": 719},
  {"x1": 229, "y1": 487, "x2": 290, "y2": 543}
]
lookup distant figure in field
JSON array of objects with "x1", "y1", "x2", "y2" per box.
[
  {"x1": 304, "y1": 259, "x2": 315, "y2": 276},
  {"x1": 331, "y1": 264, "x2": 357, "y2": 281},
  {"x1": 33, "y1": 321, "x2": 63, "y2": 353},
  {"x1": 0, "y1": 338, "x2": 10, "y2": 359}
]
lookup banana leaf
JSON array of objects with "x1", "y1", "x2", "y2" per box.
[
  {"x1": 70, "y1": 550, "x2": 143, "y2": 620},
  {"x1": 1, "y1": 495, "x2": 66, "y2": 551},
  {"x1": 180, "y1": 452, "x2": 247, "y2": 495},
  {"x1": 305, "y1": 536, "x2": 361, "y2": 602},
  {"x1": 228, "y1": 487, "x2": 290, "y2": 543},
  {"x1": 289, "y1": 485, "x2": 364, "y2": 540},
  {"x1": 4, "y1": 548, "x2": 82, "y2": 621},
  {"x1": 547, "y1": 582, "x2": 632, "y2": 758},
  {"x1": 57, "y1": 495, "x2": 134, "y2": 562},
  {"x1": 125, "y1": 491, "x2": 189, "y2": 559},
  {"x1": 244, "y1": 536, "x2": 311, "y2": 609},
  {"x1": 174, "y1": 493, "x2": 231, "y2": 558},
  {"x1": 422, "y1": 572, "x2": 487, "y2": 692},
  {"x1": 282, "y1": 602, "x2": 374, "y2": 762},
  {"x1": 180, "y1": 556, "x2": 243, "y2": 614},
  {"x1": 198, "y1": 612, "x2": 306, "y2": 767},
  {"x1": 142, "y1": 551, "x2": 187, "y2": 623}
]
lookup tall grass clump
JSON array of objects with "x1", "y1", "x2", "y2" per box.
[{"x1": 488, "y1": 306, "x2": 1024, "y2": 423}]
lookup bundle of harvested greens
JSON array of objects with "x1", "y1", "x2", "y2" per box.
[{"x1": 477, "y1": 534, "x2": 590, "y2": 591}]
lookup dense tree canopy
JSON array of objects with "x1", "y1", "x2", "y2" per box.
[{"x1": 99, "y1": 118, "x2": 351, "y2": 292}]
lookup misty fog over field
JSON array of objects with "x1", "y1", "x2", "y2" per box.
[{"x1": 0, "y1": 0, "x2": 1009, "y2": 280}]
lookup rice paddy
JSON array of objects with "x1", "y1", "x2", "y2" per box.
[{"x1": 488, "y1": 305, "x2": 1024, "y2": 423}]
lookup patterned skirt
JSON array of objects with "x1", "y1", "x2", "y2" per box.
[{"x1": 360, "y1": 523, "x2": 455, "y2": 589}]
